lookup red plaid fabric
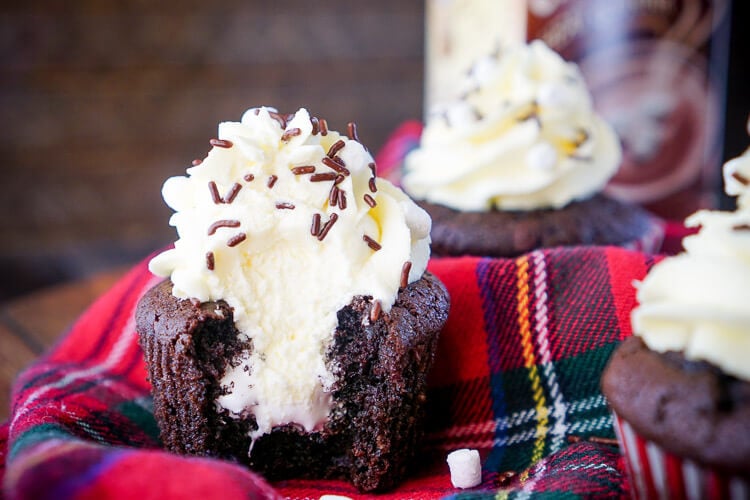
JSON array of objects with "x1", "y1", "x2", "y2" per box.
[{"x1": 2, "y1": 246, "x2": 657, "y2": 499}]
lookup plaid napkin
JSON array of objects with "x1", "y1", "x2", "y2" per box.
[{"x1": 2, "y1": 246, "x2": 657, "y2": 499}]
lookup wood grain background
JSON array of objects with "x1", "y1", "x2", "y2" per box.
[
  {"x1": 1, "y1": 2, "x2": 748, "y2": 301},
  {"x1": 0, "y1": 1, "x2": 426, "y2": 300}
]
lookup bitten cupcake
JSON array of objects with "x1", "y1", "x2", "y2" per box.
[
  {"x1": 402, "y1": 40, "x2": 662, "y2": 257},
  {"x1": 602, "y1": 146, "x2": 750, "y2": 498},
  {"x1": 135, "y1": 107, "x2": 449, "y2": 492}
]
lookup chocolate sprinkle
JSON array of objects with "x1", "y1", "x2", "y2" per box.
[
  {"x1": 567, "y1": 435, "x2": 619, "y2": 446},
  {"x1": 227, "y1": 233, "x2": 247, "y2": 247},
  {"x1": 209, "y1": 138, "x2": 233, "y2": 149},
  {"x1": 223, "y1": 183, "x2": 242, "y2": 204},
  {"x1": 363, "y1": 234, "x2": 381, "y2": 251},
  {"x1": 311, "y1": 213, "x2": 321, "y2": 236},
  {"x1": 400, "y1": 261, "x2": 412, "y2": 289},
  {"x1": 347, "y1": 122, "x2": 359, "y2": 142},
  {"x1": 368, "y1": 162, "x2": 377, "y2": 177},
  {"x1": 369, "y1": 300, "x2": 381, "y2": 322},
  {"x1": 319, "y1": 118, "x2": 328, "y2": 136},
  {"x1": 244, "y1": 173, "x2": 255, "y2": 182},
  {"x1": 275, "y1": 202, "x2": 295, "y2": 210},
  {"x1": 338, "y1": 190, "x2": 347, "y2": 210},
  {"x1": 327, "y1": 139, "x2": 345, "y2": 158},
  {"x1": 268, "y1": 111, "x2": 287, "y2": 129},
  {"x1": 291, "y1": 166, "x2": 316, "y2": 175},
  {"x1": 368, "y1": 177, "x2": 377, "y2": 193},
  {"x1": 206, "y1": 252, "x2": 215, "y2": 271},
  {"x1": 267, "y1": 175, "x2": 278, "y2": 188},
  {"x1": 363, "y1": 193, "x2": 376, "y2": 208},
  {"x1": 317, "y1": 213, "x2": 338, "y2": 241},
  {"x1": 334, "y1": 174, "x2": 345, "y2": 185},
  {"x1": 733, "y1": 223, "x2": 750, "y2": 231},
  {"x1": 311, "y1": 117, "x2": 320, "y2": 135},
  {"x1": 207, "y1": 219, "x2": 241, "y2": 235},
  {"x1": 322, "y1": 156, "x2": 350, "y2": 176},
  {"x1": 281, "y1": 127, "x2": 301, "y2": 141},
  {"x1": 496, "y1": 471, "x2": 517, "y2": 487},
  {"x1": 208, "y1": 181, "x2": 222, "y2": 204},
  {"x1": 732, "y1": 171, "x2": 750, "y2": 186},
  {"x1": 329, "y1": 185, "x2": 340, "y2": 206},
  {"x1": 310, "y1": 172, "x2": 338, "y2": 182},
  {"x1": 192, "y1": 159, "x2": 203, "y2": 166}
]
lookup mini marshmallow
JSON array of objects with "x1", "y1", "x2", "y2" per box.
[{"x1": 446, "y1": 448, "x2": 482, "y2": 489}]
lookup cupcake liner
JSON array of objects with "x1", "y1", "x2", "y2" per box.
[{"x1": 613, "y1": 412, "x2": 749, "y2": 500}]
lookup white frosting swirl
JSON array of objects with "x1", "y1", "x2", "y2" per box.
[
  {"x1": 149, "y1": 107, "x2": 431, "y2": 440},
  {"x1": 402, "y1": 40, "x2": 622, "y2": 211},
  {"x1": 632, "y1": 148, "x2": 750, "y2": 381}
]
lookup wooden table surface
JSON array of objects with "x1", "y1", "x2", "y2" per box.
[{"x1": 0, "y1": 268, "x2": 126, "y2": 421}]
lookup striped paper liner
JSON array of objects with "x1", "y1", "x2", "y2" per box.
[{"x1": 613, "y1": 412, "x2": 749, "y2": 500}]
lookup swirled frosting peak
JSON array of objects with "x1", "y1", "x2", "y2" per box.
[
  {"x1": 402, "y1": 40, "x2": 622, "y2": 211},
  {"x1": 149, "y1": 107, "x2": 432, "y2": 440},
  {"x1": 632, "y1": 147, "x2": 750, "y2": 381}
]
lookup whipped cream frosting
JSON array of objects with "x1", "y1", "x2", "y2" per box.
[
  {"x1": 149, "y1": 107, "x2": 432, "y2": 441},
  {"x1": 632, "y1": 147, "x2": 750, "y2": 381},
  {"x1": 402, "y1": 40, "x2": 622, "y2": 211}
]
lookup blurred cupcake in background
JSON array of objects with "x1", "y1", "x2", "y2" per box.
[
  {"x1": 402, "y1": 40, "x2": 663, "y2": 257},
  {"x1": 601, "y1": 138, "x2": 750, "y2": 498}
]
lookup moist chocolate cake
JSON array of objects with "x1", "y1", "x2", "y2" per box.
[
  {"x1": 136, "y1": 272, "x2": 449, "y2": 492},
  {"x1": 420, "y1": 194, "x2": 659, "y2": 258},
  {"x1": 602, "y1": 336, "x2": 750, "y2": 476}
]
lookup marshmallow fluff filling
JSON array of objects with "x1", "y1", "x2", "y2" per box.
[{"x1": 149, "y1": 107, "x2": 432, "y2": 443}]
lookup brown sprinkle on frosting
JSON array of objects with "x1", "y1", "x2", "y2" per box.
[
  {"x1": 208, "y1": 181, "x2": 222, "y2": 204},
  {"x1": 334, "y1": 174, "x2": 345, "y2": 185},
  {"x1": 227, "y1": 232, "x2": 247, "y2": 247},
  {"x1": 309, "y1": 172, "x2": 337, "y2": 182},
  {"x1": 327, "y1": 139, "x2": 345, "y2": 158},
  {"x1": 400, "y1": 261, "x2": 412, "y2": 289},
  {"x1": 369, "y1": 300, "x2": 381, "y2": 323},
  {"x1": 363, "y1": 193, "x2": 376, "y2": 208},
  {"x1": 244, "y1": 173, "x2": 255, "y2": 182},
  {"x1": 322, "y1": 156, "x2": 350, "y2": 176},
  {"x1": 338, "y1": 190, "x2": 347, "y2": 210},
  {"x1": 209, "y1": 138, "x2": 233, "y2": 149},
  {"x1": 317, "y1": 213, "x2": 338, "y2": 241},
  {"x1": 319, "y1": 118, "x2": 328, "y2": 136},
  {"x1": 363, "y1": 234, "x2": 381, "y2": 251},
  {"x1": 275, "y1": 202, "x2": 295, "y2": 210},
  {"x1": 223, "y1": 183, "x2": 242, "y2": 204},
  {"x1": 311, "y1": 213, "x2": 321, "y2": 236},
  {"x1": 206, "y1": 252, "x2": 215, "y2": 271},
  {"x1": 347, "y1": 122, "x2": 360, "y2": 142},
  {"x1": 268, "y1": 111, "x2": 287, "y2": 129},
  {"x1": 267, "y1": 175, "x2": 278, "y2": 188},
  {"x1": 368, "y1": 162, "x2": 377, "y2": 177},
  {"x1": 329, "y1": 185, "x2": 340, "y2": 207},
  {"x1": 311, "y1": 117, "x2": 320, "y2": 135},
  {"x1": 733, "y1": 223, "x2": 750, "y2": 231},
  {"x1": 192, "y1": 159, "x2": 203, "y2": 166},
  {"x1": 291, "y1": 165, "x2": 316, "y2": 175},
  {"x1": 207, "y1": 219, "x2": 241, "y2": 235},
  {"x1": 368, "y1": 177, "x2": 377, "y2": 193},
  {"x1": 732, "y1": 171, "x2": 750, "y2": 186},
  {"x1": 281, "y1": 127, "x2": 301, "y2": 142}
]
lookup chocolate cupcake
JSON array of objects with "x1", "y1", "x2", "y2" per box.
[
  {"x1": 402, "y1": 41, "x2": 663, "y2": 258},
  {"x1": 602, "y1": 146, "x2": 750, "y2": 498},
  {"x1": 135, "y1": 107, "x2": 449, "y2": 492}
]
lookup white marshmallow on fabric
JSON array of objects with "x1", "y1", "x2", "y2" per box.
[{"x1": 447, "y1": 448, "x2": 482, "y2": 488}]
